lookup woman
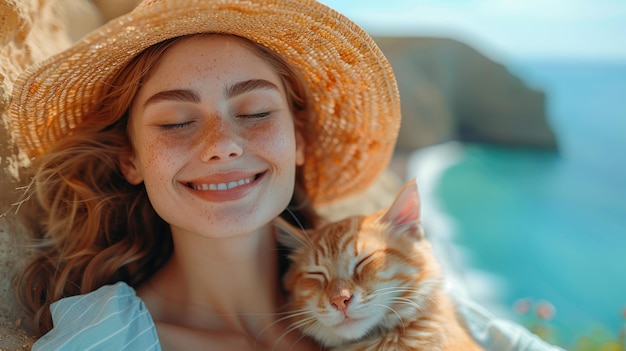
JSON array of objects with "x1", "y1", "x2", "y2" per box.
[{"x1": 9, "y1": 0, "x2": 562, "y2": 350}]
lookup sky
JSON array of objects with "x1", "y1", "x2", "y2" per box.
[{"x1": 320, "y1": 0, "x2": 626, "y2": 62}]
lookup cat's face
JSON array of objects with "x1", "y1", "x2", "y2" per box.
[{"x1": 276, "y1": 180, "x2": 442, "y2": 347}]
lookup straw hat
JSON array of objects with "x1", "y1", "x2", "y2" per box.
[{"x1": 9, "y1": 0, "x2": 401, "y2": 205}]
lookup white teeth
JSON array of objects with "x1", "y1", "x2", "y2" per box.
[{"x1": 191, "y1": 176, "x2": 255, "y2": 191}]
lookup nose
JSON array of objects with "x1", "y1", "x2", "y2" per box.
[
  {"x1": 330, "y1": 291, "x2": 353, "y2": 312},
  {"x1": 200, "y1": 117, "x2": 243, "y2": 162}
]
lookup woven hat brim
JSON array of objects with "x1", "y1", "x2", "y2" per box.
[{"x1": 9, "y1": 0, "x2": 401, "y2": 205}]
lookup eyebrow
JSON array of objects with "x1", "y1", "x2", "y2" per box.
[
  {"x1": 226, "y1": 79, "x2": 280, "y2": 98},
  {"x1": 143, "y1": 89, "x2": 200, "y2": 108},
  {"x1": 143, "y1": 79, "x2": 280, "y2": 108}
]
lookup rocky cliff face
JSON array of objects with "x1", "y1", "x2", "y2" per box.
[
  {"x1": 373, "y1": 36, "x2": 558, "y2": 151},
  {"x1": 0, "y1": 0, "x2": 103, "y2": 346}
]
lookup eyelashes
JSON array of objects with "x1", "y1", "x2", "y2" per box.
[
  {"x1": 160, "y1": 121, "x2": 195, "y2": 130},
  {"x1": 158, "y1": 111, "x2": 272, "y2": 130},
  {"x1": 238, "y1": 111, "x2": 271, "y2": 119}
]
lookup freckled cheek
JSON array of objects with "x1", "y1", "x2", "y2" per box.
[
  {"x1": 136, "y1": 136, "x2": 183, "y2": 182},
  {"x1": 248, "y1": 122, "x2": 297, "y2": 166}
]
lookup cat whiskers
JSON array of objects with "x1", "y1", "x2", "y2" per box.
[
  {"x1": 370, "y1": 286, "x2": 424, "y2": 302},
  {"x1": 272, "y1": 316, "x2": 319, "y2": 351},
  {"x1": 373, "y1": 303, "x2": 406, "y2": 332},
  {"x1": 251, "y1": 307, "x2": 316, "y2": 351},
  {"x1": 370, "y1": 286, "x2": 433, "y2": 322},
  {"x1": 276, "y1": 208, "x2": 315, "y2": 251},
  {"x1": 371, "y1": 286, "x2": 421, "y2": 293},
  {"x1": 389, "y1": 297, "x2": 424, "y2": 311}
]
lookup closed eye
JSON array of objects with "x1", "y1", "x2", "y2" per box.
[
  {"x1": 303, "y1": 271, "x2": 327, "y2": 282},
  {"x1": 160, "y1": 121, "x2": 195, "y2": 130},
  {"x1": 238, "y1": 111, "x2": 271, "y2": 119},
  {"x1": 354, "y1": 252, "x2": 377, "y2": 276}
]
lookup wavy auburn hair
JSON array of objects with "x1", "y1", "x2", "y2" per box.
[{"x1": 13, "y1": 34, "x2": 319, "y2": 336}]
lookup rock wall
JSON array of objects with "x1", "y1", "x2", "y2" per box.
[
  {"x1": 0, "y1": 0, "x2": 103, "y2": 346},
  {"x1": 373, "y1": 36, "x2": 558, "y2": 151}
]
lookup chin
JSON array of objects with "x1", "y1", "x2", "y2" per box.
[{"x1": 306, "y1": 316, "x2": 379, "y2": 347}]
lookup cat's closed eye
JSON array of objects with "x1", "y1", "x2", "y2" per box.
[
  {"x1": 296, "y1": 271, "x2": 327, "y2": 290},
  {"x1": 303, "y1": 271, "x2": 327, "y2": 282},
  {"x1": 354, "y1": 252, "x2": 377, "y2": 277}
]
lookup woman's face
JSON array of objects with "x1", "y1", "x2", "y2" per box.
[{"x1": 122, "y1": 35, "x2": 305, "y2": 238}]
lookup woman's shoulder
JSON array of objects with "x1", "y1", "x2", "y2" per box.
[{"x1": 33, "y1": 282, "x2": 161, "y2": 351}]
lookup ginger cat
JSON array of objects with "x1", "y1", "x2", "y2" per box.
[{"x1": 275, "y1": 179, "x2": 484, "y2": 351}]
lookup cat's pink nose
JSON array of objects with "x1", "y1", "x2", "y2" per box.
[{"x1": 330, "y1": 293, "x2": 353, "y2": 312}]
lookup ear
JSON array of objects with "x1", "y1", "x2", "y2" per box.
[
  {"x1": 295, "y1": 130, "x2": 306, "y2": 167},
  {"x1": 119, "y1": 152, "x2": 143, "y2": 185},
  {"x1": 379, "y1": 178, "x2": 424, "y2": 239},
  {"x1": 273, "y1": 216, "x2": 309, "y2": 250}
]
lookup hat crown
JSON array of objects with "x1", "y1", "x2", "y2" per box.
[{"x1": 136, "y1": 0, "x2": 162, "y2": 9}]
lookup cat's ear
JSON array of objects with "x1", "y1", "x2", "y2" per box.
[
  {"x1": 380, "y1": 178, "x2": 424, "y2": 239},
  {"x1": 273, "y1": 216, "x2": 309, "y2": 250}
]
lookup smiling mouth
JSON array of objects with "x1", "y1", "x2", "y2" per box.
[{"x1": 187, "y1": 173, "x2": 262, "y2": 191}]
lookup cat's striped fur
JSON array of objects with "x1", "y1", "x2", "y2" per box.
[{"x1": 275, "y1": 179, "x2": 483, "y2": 351}]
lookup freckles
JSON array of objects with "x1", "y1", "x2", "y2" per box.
[
  {"x1": 192, "y1": 53, "x2": 222, "y2": 83},
  {"x1": 252, "y1": 122, "x2": 296, "y2": 162},
  {"x1": 198, "y1": 207, "x2": 219, "y2": 224},
  {"x1": 141, "y1": 139, "x2": 160, "y2": 167},
  {"x1": 140, "y1": 137, "x2": 177, "y2": 181},
  {"x1": 203, "y1": 209, "x2": 242, "y2": 226}
]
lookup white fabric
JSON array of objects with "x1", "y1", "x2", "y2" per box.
[{"x1": 453, "y1": 293, "x2": 566, "y2": 351}]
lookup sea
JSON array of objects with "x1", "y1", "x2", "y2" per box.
[{"x1": 407, "y1": 59, "x2": 626, "y2": 348}]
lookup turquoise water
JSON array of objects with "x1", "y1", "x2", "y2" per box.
[
  {"x1": 428, "y1": 61, "x2": 626, "y2": 347},
  {"x1": 435, "y1": 145, "x2": 626, "y2": 345}
]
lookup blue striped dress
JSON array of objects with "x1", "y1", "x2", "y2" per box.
[{"x1": 32, "y1": 282, "x2": 160, "y2": 350}]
